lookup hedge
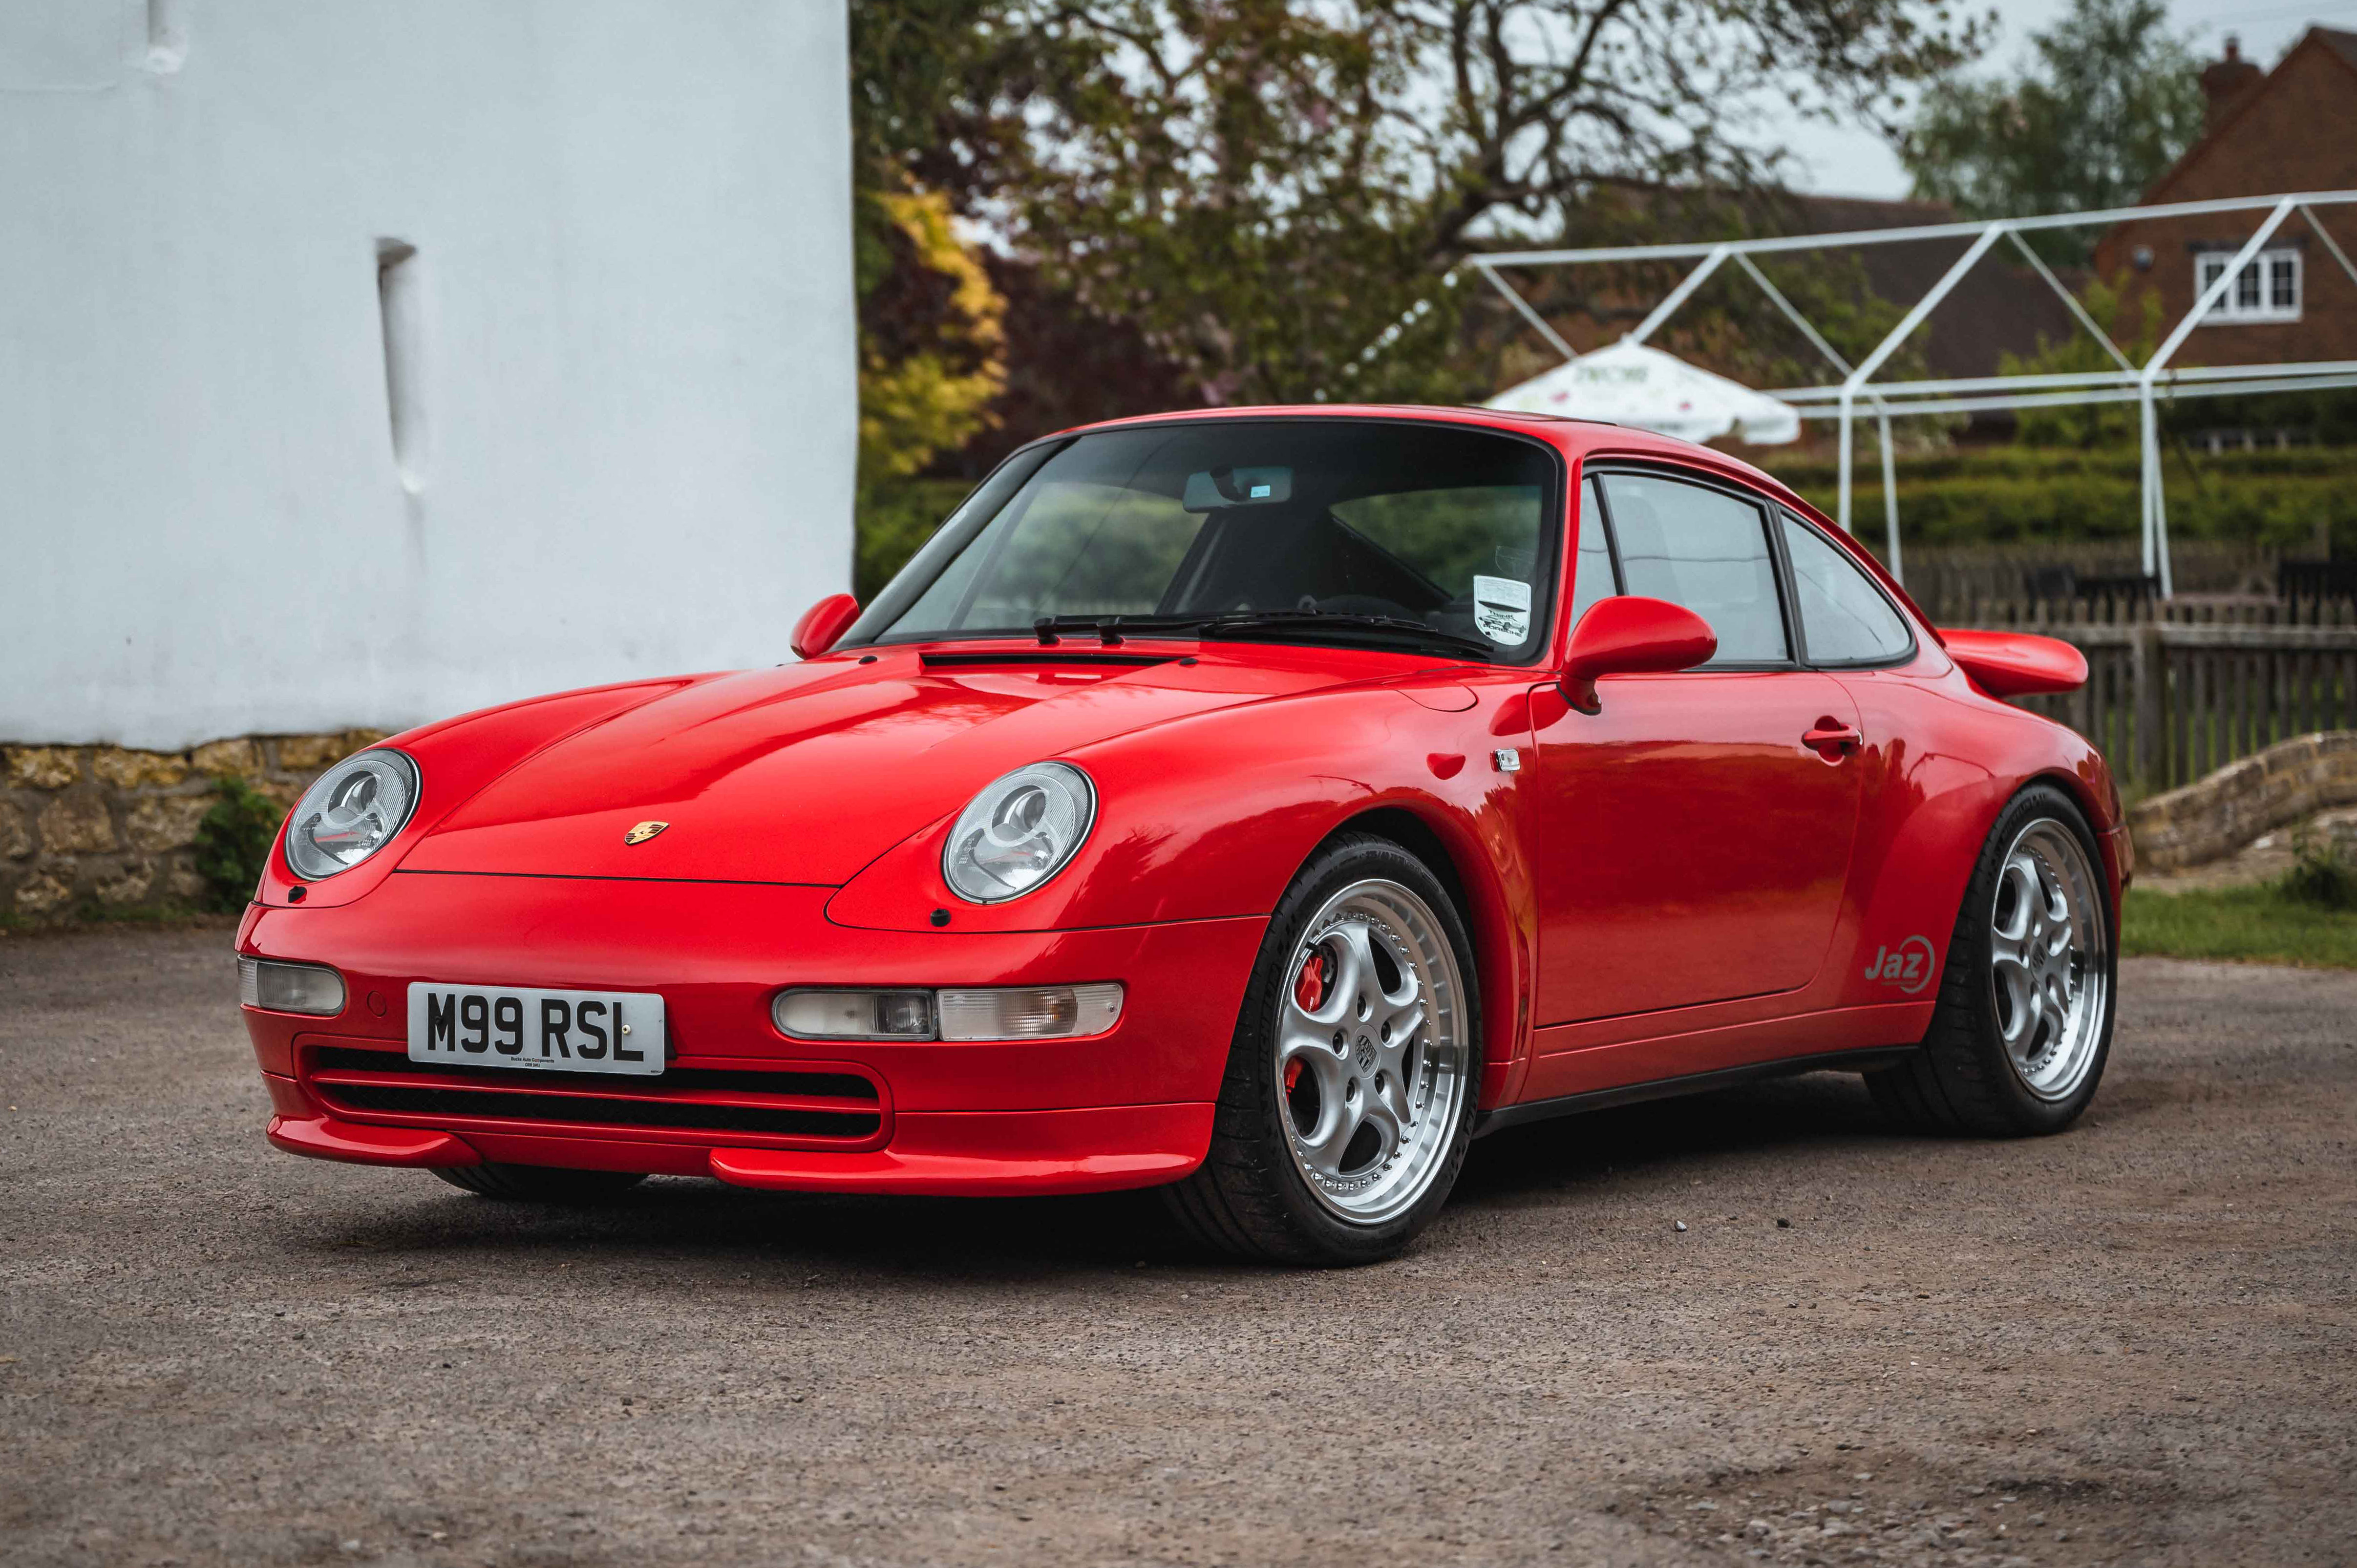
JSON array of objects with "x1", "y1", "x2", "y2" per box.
[{"x1": 1753, "y1": 446, "x2": 2357, "y2": 552}]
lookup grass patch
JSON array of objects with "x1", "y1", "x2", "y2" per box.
[{"x1": 2122, "y1": 883, "x2": 2357, "y2": 969}]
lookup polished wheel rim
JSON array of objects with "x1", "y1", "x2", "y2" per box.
[
  {"x1": 1275, "y1": 878, "x2": 1469, "y2": 1224},
  {"x1": 1988, "y1": 818, "x2": 2108, "y2": 1102}
]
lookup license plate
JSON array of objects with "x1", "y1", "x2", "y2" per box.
[{"x1": 406, "y1": 984, "x2": 665, "y2": 1076}]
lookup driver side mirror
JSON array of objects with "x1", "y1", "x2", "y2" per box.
[
  {"x1": 1560, "y1": 596, "x2": 1717, "y2": 715},
  {"x1": 791, "y1": 593, "x2": 861, "y2": 660}
]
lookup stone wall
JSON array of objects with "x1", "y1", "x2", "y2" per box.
[
  {"x1": 2126, "y1": 730, "x2": 2357, "y2": 874},
  {"x1": 1, "y1": 733, "x2": 383, "y2": 922}
]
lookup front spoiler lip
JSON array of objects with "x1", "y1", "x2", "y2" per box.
[
  {"x1": 267, "y1": 1113, "x2": 481, "y2": 1167},
  {"x1": 263, "y1": 1102, "x2": 1215, "y2": 1196}
]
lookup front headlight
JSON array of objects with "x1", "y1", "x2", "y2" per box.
[
  {"x1": 941, "y1": 762, "x2": 1096, "y2": 904},
  {"x1": 283, "y1": 748, "x2": 420, "y2": 880}
]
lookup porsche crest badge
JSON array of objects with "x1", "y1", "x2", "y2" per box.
[{"x1": 623, "y1": 821, "x2": 669, "y2": 846}]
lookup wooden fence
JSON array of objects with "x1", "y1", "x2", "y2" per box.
[{"x1": 1993, "y1": 624, "x2": 2357, "y2": 792}]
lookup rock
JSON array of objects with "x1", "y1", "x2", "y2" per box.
[
  {"x1": 274, "y1": 734, "x2": 353, "y2": 771},
  {"x1": 191, "y1": 738, "x2": 262, "y2": 778},
  {"x1": 95, "y1": 859, "x2": 154, "y2": 905},
  {"x1": 5, "y1": 746, "x2": 81, "y2": 790},
  {"x1": 126, "y1": 795, "x2": 213, "y2": 853},
  {"x1": 13, "y1": 871, "x2": 73, "y2": 916},
  {"x1": 0, "y1": 802, "x2": 29, "y2": 860},
  {"x1": 1777, "y1": 1217, "x2": 1791, "y2": 1228},
  {"x1": 164, "y1": 859, "x2": 207, "y2": 902},
  {"x1": 39, "y1": 796, "x2": 116, "y2": 854},
  {"x1": 90, "y1": 746, "x2": 190, "y2": 789},
  {"x1": 1674, "y1": 1221, "x2": 1688, "y2": 1232}
]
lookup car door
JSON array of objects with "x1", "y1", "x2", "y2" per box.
[{"x1": 1528, "y1": 467, "x2": 1865, "y2": 1025}]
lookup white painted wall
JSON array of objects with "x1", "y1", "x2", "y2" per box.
[{"x1": 0, "y1": 0, "x2": 855, "y2": 751}]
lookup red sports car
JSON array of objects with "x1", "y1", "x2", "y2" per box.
[{"x1": 238, "y1": 407, "x2": 2124, "y2": 1264}]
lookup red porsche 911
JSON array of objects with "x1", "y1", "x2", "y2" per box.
[{"x1": 238, "y1": 407, "x2": 2124, "y2": 1265}]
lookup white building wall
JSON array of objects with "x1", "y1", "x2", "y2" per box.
[{"x1": 0, "y1": 0, "x2": 855, "y2": 751}]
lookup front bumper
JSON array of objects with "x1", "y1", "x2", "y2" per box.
[{"x1": 241, "y1": 871, "x2": 1262, "y2": 1196}]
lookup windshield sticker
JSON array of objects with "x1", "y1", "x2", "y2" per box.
[{"x1": 1471, "y1": 574, "x2": 1532, "y2": 645}]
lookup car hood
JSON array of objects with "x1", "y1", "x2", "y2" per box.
[{"x1": 399, "y1": 647, "x2": 1412, "y2": 885}]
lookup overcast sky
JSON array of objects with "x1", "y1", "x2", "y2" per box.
[{"x1": 1779, "y1": 0, "x2": 2350, "y2": 199}]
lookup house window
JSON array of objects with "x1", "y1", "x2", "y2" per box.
[{"x1": 2196, "y1": 248, "x2": 2300, "y2": 323}]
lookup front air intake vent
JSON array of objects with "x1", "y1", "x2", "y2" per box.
[{"x1": 301, "y1": 1044, "x2": 885, "y2": 1147}]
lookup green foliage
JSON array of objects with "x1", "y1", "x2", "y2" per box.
[
  {"x1": 1756, "y1": 446, "x2": 2357, "y2": 552},
  {"x1": 1900, "y1": 0, "x2": 2205, "y2": 262},
  {"x1": 856, "y1": 478, "x2": 973, "y2": 601},
  {"x1": 192, "y1": 777, "x2": 282, "y2": 914},
  {"x1": 2001, "y1": 273, "x2": 2162, "y2": 448},
  {"x1": 2281, "y1": 828, "x2": 2357, "y2": 912},
  {"x1": 847, "y1": 6, "x2": 1022, "y2": 488},
  {"x1": 2123, "y1": 884, "x2": 2357, "y2": 970},
  {"x1": 856, "y1": 190, "x2": 1005, "y2": 487},
  {"x1": 850, "y1": 0, "x2": 1980, "y2": 411}
]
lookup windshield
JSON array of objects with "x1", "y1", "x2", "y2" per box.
[{"x1": 843, "y1": 419, "x2": 1563, "y2": 662}]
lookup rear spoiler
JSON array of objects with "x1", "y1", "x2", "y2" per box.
[{"x1": 1937, "y1": 628, "x2": 2088, "y2": 697}]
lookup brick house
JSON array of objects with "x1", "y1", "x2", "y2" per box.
[{"x1": 2093, "y1": 29, "x2": 2357, "y2": 367}]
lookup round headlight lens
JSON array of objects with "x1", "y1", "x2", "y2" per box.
[
  {"x1": 283, "y1": 749, "x2": 420, "y2": 881},
  {"x1": 942, "y1": 762, "x2": 1096, "y2": 904}
]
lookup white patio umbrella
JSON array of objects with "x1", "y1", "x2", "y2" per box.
[{"x1": 1486, "y1": 338, "x2": 1801, "y2": 445}]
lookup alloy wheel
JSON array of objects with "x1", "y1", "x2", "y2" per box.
[
  {"x1": 1987, "y1": 818, "x2": 2109, "y2": 1102},
  {"x1": 1274, "y1": 878, "x2": 1470, "y2": 1224}
]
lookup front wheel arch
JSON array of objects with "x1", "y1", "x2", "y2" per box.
[{"x1": 1314, "y1": 803, "x2": 1524, "y2": 1107}]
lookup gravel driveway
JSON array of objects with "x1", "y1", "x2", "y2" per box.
[{"x1": 3, "y1": 930, "x2": 2351, "y2": 1567}]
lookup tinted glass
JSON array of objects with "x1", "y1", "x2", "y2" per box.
[
  {"x1": 1782, "y1": 514, "x2": 1913, "y2": 664},
  {"x1": 854, "y1": 421, "x2": 1561, "y2": 661},
  {"x1": 1567, "y1": 476, "x2": 1617, "y2": 629},
  {"x1": 1599, "y1": 473, "x2": 1787, "y2": 663}
]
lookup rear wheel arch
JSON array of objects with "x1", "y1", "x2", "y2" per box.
[{"x1": 1872, "y1": 778, "x2": 2116, "y2": 1136}]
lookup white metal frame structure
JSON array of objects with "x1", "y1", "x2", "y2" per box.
[{"x1": 1473, "y1": 191, "x2": 2357, "y2": 593}]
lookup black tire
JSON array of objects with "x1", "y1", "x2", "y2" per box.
[
  {"x1": 432, "y1": 1164, "x2": 649, "y2": 1203},
  {"x1": 1867, "y1": 783, "x2": 2116, "y2": 1137},
  {"x1": 1162, "y1": 833, "x2": 1483, "y2": 1266}
]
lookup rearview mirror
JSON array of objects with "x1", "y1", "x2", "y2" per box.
[
  {"x1": 1560, "y1": 596, "x2": 1717, "y2": 714},
  {"x1": 791, "y1": 593, "x2": 861, "y2": 660}
]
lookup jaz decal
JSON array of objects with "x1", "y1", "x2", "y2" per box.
[{"x1": 1863, "y1": 934, "x2": 1936, "y2": 995}]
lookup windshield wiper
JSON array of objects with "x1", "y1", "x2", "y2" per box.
[
  {"x1": 1193, "y1": 611, "x2": 1496, "y2": 661},
  {"x1": 1033, "y1": 610, "x2": 1491, "y2": 661}
]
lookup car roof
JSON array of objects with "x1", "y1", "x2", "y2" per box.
[{"x1": 1055, "y1": 403, "x2": 1804, "y2": 514}]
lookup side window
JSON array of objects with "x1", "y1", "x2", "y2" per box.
[
  {"x1": 1567, "y1": 476, "x2": 1618, "y2": 629},
  {"x1": 1781, "y1": 513, "x2": 1914, "y2": 664},
  {"x1": 1598, "y1": 473, "x2": 1788, "y2": 664}
]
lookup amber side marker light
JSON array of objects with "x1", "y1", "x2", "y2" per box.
[
  {"x1": 237, "y1": 957, "x2": 347, "y2": 1016},
  {"x1": 774, "y1": 984, "x2": 1124, "y2": 1042}
]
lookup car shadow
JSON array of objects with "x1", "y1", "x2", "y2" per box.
[
  {"x1": 283, "y1": 1071, "x2": 1897, "y2": 1279},
  {"x1": 1455, "y1": 1067, "x2": 1891, "y2": 1205}
]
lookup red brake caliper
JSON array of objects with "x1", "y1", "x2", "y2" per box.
[{"x1": 1287, "y1": 951, "x2": 1327, "y2": 1096}]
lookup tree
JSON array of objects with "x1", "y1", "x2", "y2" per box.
[
  {"x1": 1999, "y1": 271, "x2": 2161, "y2": 447},
  {"x1": 849, "y1": 1, "x2": 1979, "y2": 412},
  {"x1": 1008, "y1": 0, "x2": 1979, "y2": 406},
  {"x1": 848, "y1": 2, "x2": 1042, "y2": 485},
  {"x1": 1898, "y1": 0, "x2": 2205, "y2": 259}
]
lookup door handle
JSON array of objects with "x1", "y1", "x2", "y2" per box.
[{"x1": 1804, "y1": 721, "x2": 1862, "y2": 758}]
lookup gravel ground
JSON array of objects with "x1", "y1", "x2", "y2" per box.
[{"x1": 2, "y1": 930, "x2": 2352, "y2": 1568}]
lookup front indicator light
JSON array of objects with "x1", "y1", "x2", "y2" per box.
[
  {"x1": 238, "y1": 957, "x2": 347, "y2": 1016},
  {"x1": 936, "y1": 983, "x2": 1124, "y2": 1041},
  {"x1": 773, "y1": 989, "x2": 936, "y2": 1041},
  {"x1": 770, "y1": 984, "x2": 1124, "y2": 1042}
]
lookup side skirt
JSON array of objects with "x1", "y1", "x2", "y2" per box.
[{"x1": 1472, "y1": 1046, "x2": 1923, "y2": 1138}]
